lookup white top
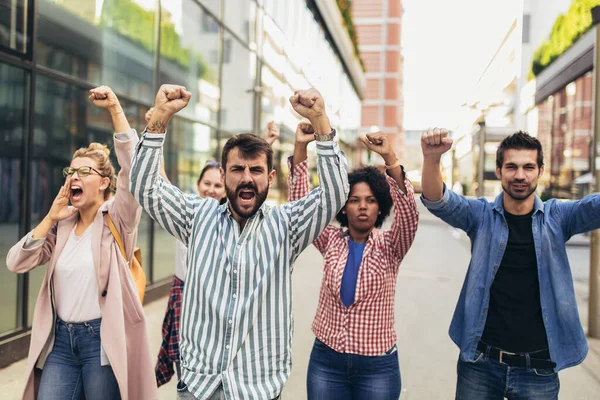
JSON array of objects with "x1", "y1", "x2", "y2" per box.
[
  {"x1": 174, "y1": 240, "x2": 188, "y2": 281},
  {"x1": 53, "y1": 225, "x2": 102, "y2": 322}
]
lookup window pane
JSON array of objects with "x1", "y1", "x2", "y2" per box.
[
  {"x1": 0, "y1": 62, "x2": 25, "y2": 334},
  {"x1": 36, "y1": 0, "x2": 156, "y2": 103},
  {"x1": 223, "y1": 0, "x2": 255, "y2": 43},
  {"x1": 221, "y1": 35, "x2": 256, "y2": 134},
  {"x1": 199, "y1": 0, "x2": 221, "y2": 19},
  {"x1": 159, "y1": 0, "x2": 221, "y2": 125},
  {"x1": 0, "y1": 0, "x2": 31, "y2": 54}
]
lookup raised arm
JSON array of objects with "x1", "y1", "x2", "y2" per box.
[
  {"x1": 263, "y1": 120, "x2": 281, "y2": 146},
  {"x1": 145, "y1": 107, "x2": 171, "y2": 184},
  {"x1": 284, "y1": 89, "x2": 349, "y2": 260},
  {"x1": 130, "y1": 85, "x2": 205, "y2": 245},
  {"x1": 421, "y1": 128, "x2": 452, "y2": 201},
  {"x1": 420, "y1": 128, "x2": 485, "y2": 234},
  {"x1": 361, "y1": 132, "x2": 419, "y2": 261},
  {"x1": 287, "y1": 121, "x2": 337, "y2": 254},
  {"x1": 89, "y1": 86, "x2": 141, "y2": 235}
]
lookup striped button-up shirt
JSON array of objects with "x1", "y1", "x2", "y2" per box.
[
  {"x1": 130, "y1": 132, "x2": 348, "y2": 399},
  {"x1": 288, "y1": 159, "x2": 419, "y2": 355}
]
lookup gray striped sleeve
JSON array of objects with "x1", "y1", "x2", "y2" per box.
[
  {"x1": 284, "y1": 140, "x2": 349, "y2": 260},
  {"x1": 129, "y1": 131, "x2": 202, "y2": 246}
]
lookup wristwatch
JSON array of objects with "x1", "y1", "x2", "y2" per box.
[{"x1": 314, "y1": 128, "x2": 336, "y2": 141}]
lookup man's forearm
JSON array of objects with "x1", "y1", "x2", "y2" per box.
[
  {"x1": 146, "y1": 110, "x2": 171, "y2": 134},
  {"x1": 422, "y1": 155, "x2": 444, "y2": 201},
  {"x1": 311, "y1": 115, "x2": 332, "y2": 136}
]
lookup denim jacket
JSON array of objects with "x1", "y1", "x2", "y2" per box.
[{"x1": 421, "y1": 186, "x2": 600, "y2": 371}]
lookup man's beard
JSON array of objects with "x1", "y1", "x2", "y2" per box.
[
  {"x1": 226, "y1": 182, "x2": 269, "y2": 219},
  {"x1": 502, "y1": 180, "x2": 537, "y2": 201}
]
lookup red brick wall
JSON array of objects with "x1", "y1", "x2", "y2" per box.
[
  {"x1": 351, "y1": 0, "x2": 385, "y2": 19},
  {"x1": 353, "y1": 0, "x2": 404, "y2": 162}
]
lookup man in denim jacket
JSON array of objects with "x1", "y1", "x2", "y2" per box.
[{"x1": 420, "y1": 128, "x2": 600, "y2": 399}]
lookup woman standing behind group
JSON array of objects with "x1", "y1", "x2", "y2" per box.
[
  {"x1": 6, "y1": 86, "x2": 156, "y2": 399},
  {"x1": 288, "y1": 123, "x2": 419, "y2": 400}
]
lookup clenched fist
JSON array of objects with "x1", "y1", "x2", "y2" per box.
[
  {"x1": 289, "y1": 89, "x2": 324, "y2": 120},
  {"x1": 153, "y1": 84, "x2": 192, "y2": 118},
  {"x1": 263, "y1": 121, "x2": 280, "y2": 145},
  {"x1": 421, "y1": 128, "x2": 452, "y2": 157},
  {"x1": 295, "y1": 122, "x2": 315, "y2": 145},
  {"x1": 89, "y1": 86, "x2": 122, "y2": 115},
  {"x1": 360, "y1": 132, "x2": 393, "y2": 158}
]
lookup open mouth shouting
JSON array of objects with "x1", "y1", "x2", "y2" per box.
[
  {"x1": 70, "y1": 185, "x2": 84, "y2": 203},
  {"x1": 238, "y1": 188, "x2": 256, "y2": 204}
]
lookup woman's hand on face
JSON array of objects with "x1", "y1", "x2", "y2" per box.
[
  {"x1": 89, "y1": 86, "x2": 122, "y2": 116},
  {"x1": 47, "y1": 176, "x2": 78, "y2": 223}
]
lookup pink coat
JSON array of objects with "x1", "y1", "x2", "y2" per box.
[{"x1": 6, "y1": 132, "x2": 157, "y2": 400}]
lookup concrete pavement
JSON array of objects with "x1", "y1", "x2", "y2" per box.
[{"x1": 2, "y1": 202, "x2": 600, "y2": 399}]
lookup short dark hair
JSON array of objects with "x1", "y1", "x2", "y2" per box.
[
  {"x1": 335, "y1": 166, "x2": 393, "y2": 229},
  {"x1": 496, "y1": 131, "x2": 544, "y2": 169},
  {"x1": 197, "y1": 160, "x2": 221, "y2": 186},
  {"x1": 221, "y1": 134, "x2": 273, "y2": 172}
]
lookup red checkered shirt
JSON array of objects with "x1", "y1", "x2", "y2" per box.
[
  {"x1": 288, "y1": 158, "x2": 419, "y2": 355},
  {"x1": 155, "y1": 276, "x2": 184, "y2": 386}
]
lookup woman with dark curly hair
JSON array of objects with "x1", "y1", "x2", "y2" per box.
[{"x1": 288, "y1": 123, "x2": 419, "y2": 400}]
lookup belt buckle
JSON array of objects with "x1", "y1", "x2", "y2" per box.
[{"x1": 499, "y1": 350, "x2": 515, "y2": 365}]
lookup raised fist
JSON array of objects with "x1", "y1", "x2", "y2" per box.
[
  {"x1": 263, "y1": 121, "x2": 280, "y2": 145},
  {"x1": 421, "y1": 127, "x2": 452, "y2": 157},
  {"x1": 295, "y1": 122, "x2": 315, "y2": 144},
  {"x1": 153, "y1": 84, "x2": 192, "y2": 118},
  {"x1": 360, "y1": 132, "x2": 393, "y2": 158},
  {"x1": 89, "y1": 86, "x2": 121, "y2": 113},
  {"x1": 289, "y1": 88, "x2": 326, "y2": 122}
]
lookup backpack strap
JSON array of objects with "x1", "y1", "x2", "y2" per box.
[{"x1": 105, "y1": 213, "x2": 128, "y2": 263}]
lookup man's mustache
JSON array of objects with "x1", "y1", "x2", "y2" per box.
[{"x1": 236, "y1": 183, "x2": 257, "y2": 193}]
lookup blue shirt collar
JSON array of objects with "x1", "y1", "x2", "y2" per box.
[{"x1": 492, "y1": 192, "x2": 544, "y2": 215}]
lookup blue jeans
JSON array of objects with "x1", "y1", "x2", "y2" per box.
[
  {"x1": 38, "y1": 318, "x2": 120, "y2": 400},
  {"x1": 307, "y1": 338, "x2": 401, "y2": 400},
  {"x1": 456, "y1": 349, "x2": 559, "y2": 400}
]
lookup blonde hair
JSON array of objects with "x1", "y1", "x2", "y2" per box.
[{"x1": 72, "y1": 142, "x2": 116, "y2": 199}]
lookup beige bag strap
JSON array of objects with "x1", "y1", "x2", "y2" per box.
[{"x1": 105, "y1": 214, "x2": 128, "y2": 263}]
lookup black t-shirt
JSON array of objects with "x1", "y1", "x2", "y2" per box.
[{"x1": 481, "y1": 209, "x2": 549, "y2": 353}]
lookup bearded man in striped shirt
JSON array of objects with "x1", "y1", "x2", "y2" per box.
[{"x1": 130, "y1": 84, "x2": 349, "y2": 400}]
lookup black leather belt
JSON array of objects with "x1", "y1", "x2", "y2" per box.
[{"x1": 477, "y1": 341, "x2": 556, "y2": 369}]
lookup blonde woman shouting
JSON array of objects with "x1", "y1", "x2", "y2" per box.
[{"x1": 6, "y1": 86, "x2": 156, "y2": 400}]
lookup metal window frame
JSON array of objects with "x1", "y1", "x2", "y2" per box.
[{"x1": 0, "y1": 0, "x2": 262, "y2": 357}]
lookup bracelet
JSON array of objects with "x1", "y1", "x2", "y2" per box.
[
  {"x1": 385, "y1": 159, "x2": 401, "y2": 170},
  {"x1": 110, "y1": 108, "x2": 124, "y2": 116}
]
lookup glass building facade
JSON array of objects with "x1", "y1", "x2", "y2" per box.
[{"x1": 0, "y1": 0, "x2": 363, "y2": 361}]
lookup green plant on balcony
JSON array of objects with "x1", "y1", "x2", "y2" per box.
[
  {"x1": 100, "y1": 0, "x2": 216, "y2": 83},
  {"x1": 530, "y1": 0, "x2": 600, "y2": 79},
  {"x1": 336, "y1": 0, "x2": 366, "y2": 71}
]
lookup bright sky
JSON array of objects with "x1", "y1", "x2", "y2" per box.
[{"x1": 402, "y1": 0, "x2": 521, "y2": 130}]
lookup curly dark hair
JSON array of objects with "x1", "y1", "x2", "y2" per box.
[{"x1": 335, "y1": 166, "x2": 393, "y2": 229}]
